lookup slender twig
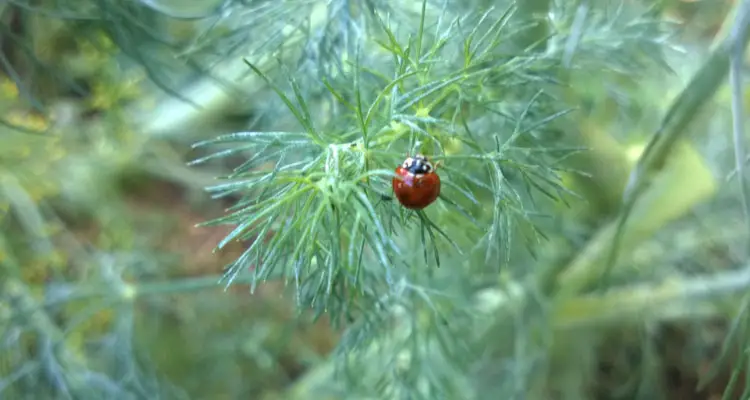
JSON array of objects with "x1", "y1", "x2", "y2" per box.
[
  {"x1": 556, "y1": 266, "x2": 750, "y2": 329},
  {"x1": 11, "y1": 274, "x2": 252, "y2": 320}
]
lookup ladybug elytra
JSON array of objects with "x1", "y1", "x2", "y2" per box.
[{"x1": 392, "y1": 154, "x2": 441, "y2": 210}]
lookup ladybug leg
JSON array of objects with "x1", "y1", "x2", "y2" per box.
[{"x1": 375, "y1": 192, "x2": 393, "y2": 208}]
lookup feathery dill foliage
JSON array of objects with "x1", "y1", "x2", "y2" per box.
[{"x1": 191, "y1": 0, "x2": 578, "y2": 318}]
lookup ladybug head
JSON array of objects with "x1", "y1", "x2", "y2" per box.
[{"x1": 402, "y1": 154, "x2": 434, "y2": 176}]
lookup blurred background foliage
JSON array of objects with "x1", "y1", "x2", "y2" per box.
[{"x1": 2, "y1": 0, "x2": 750, "y2": 399}]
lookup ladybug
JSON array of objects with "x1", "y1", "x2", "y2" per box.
[{"x1": 392, "y1": 154, "x2": 441, "y2": 210}]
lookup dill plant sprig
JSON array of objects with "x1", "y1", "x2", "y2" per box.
[
  {"x1": 190, "y1": 2, "x2": 590, "y2": 338},
  {"x1": 192, "y1": 0, "x2": 578, "y2": 297},
  {"x1": 191, "y1": 6, "x2": 590, "y2": 398}
]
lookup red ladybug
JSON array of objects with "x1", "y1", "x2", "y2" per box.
[{"x1": 392, "y1": 154, "x2": 441, "y2": 209}]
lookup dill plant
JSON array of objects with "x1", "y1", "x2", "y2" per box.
[
  {"x1": 189, "y1": 0, "x2": 674, "y2": 397},
  {"x1": 191, "y1": 2, "x2": 574, "y2": 316}
]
